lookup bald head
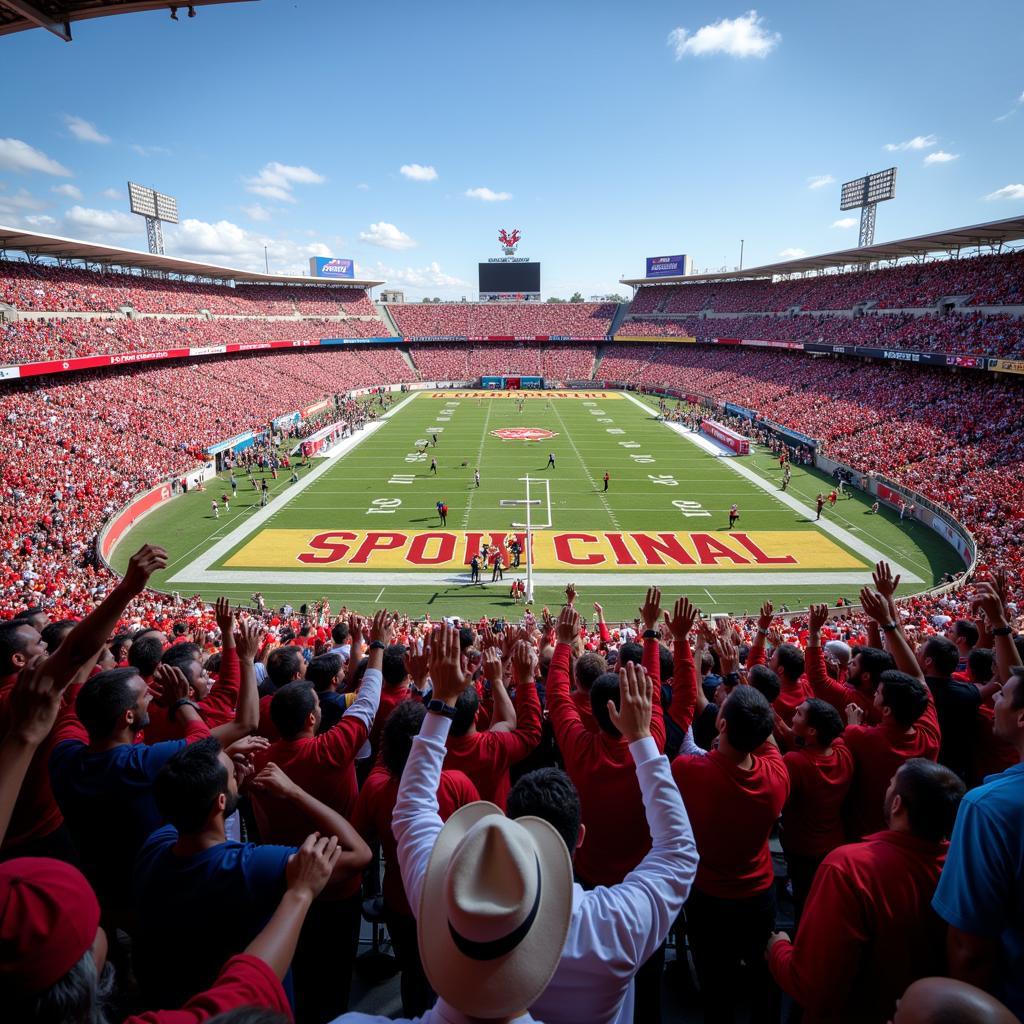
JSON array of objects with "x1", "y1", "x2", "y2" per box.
[{"x1": 894, "y1": 978, "x2": 1018, "y2": 1024}]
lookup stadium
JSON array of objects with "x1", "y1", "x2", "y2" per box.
[{"x1": 1, "y1": 4, "x2": 1023, "y2": 1024}]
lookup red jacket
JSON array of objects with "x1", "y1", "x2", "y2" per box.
[
  {"x1": 443, "y1": 679, "x2": 541, "y2": 808},
  {"x1": 145, "y1": 647, "x2": 242, "y2": 744},
  {"x1": 547, "y1": 637, "x2": 673, "y2": 887},
  {"x1": 781, "y1": 741, "x2": 855, "y2": 858},
  {"x1": 805, "y1": 645, "x2": 880, "y2": 725},
  {"x1": 843, "y1": 691, "x2": 940, "y2": 839},
  {"x1": 769, "y1": 830, "x2": 949, "y2": 1023},
  {"x1": 673, "y1": 742, "x2": 789, "y2": 898},
  {"x1": 353, "y1": 764, "x2": 479, "y2": 916}
]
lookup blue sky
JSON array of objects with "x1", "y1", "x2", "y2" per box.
[{"x1": 1, "y1": 0, "x2": 1022, "y2": 299}]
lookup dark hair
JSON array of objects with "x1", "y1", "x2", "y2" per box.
[
  {"x1": 382, "y1": 644, "x2": 409, "y2": 687},
  {"x1": 879, "y1": 671, "x2": 930, "y2": 728},
  {"x1": 657, "y1": 644, "x2": 673, "y2": 684},
  {"x1": 893, "y1": 758, "x2": 965, "y2": 842},
  {"x1": 1010, "y1": 666, "x2": 1024, "y2": 710},
  {"x1": 459, "y1": 626, "x2": 475, "y2": 651},
  {"x1": 306, "y1": 653, "x2": 343, "y2": 692},
  {"x1": 590, "y1": 672, "x2": 622, "y2": 738},
  {"x1": 75, "y1": 668, "x2": 143, "y2": 740},
  {"x1": 922, "y1": 636, "x2": 959, "y2": 678},
  {"x1": 331, "y1": 621, "x2": 350, "y2": 646},
  {"x1": 966, "y1": 648, "x2": 994, "y2": 685},
  {"x1": 154, "y1": 737, "x2": 228, "y2": 833},
  {"x1": 952, "y1": 620, "x2": 979, "y2": 648},
  {"x1": 850, "y1": 646, "x2": 894, "y2": 688},
  {"x1": 128, "y1": 634, "x2": 165, "y2": 677},
  {"x1": 748, "y1": 664, "x2": 781, "y2": 704},
  {"x1": 617, "y1": 642, "x2": 643, "y2": 668},
  {"x1": 382, "y1": 700, "x2": 427, "y2": 777},
  {"x1": 574, "y1": 652, "x2": 607, "y2": 692},
  {"x1": 773, "y1": 642, "x2": 805, "y2": 681},
  {"x1": 270, "y1": 681, "x2": 318, "y2": 738},
  {"x1": 803, "y1": 698, "x2": 844, "y2": 746},
  {"x1": 721, "y1": 686, "x2": 773, "y2": 753},
  {"x1": 205, "y1": 1008, "x2": 290, "y2": 1024},
  {"x1": 266, "y1": 645, "x2": 304, "y2": 688},
  {"x1": 0, "y1": 620, "x2": 38, "y2": 675},
  {"x1": 450, "y1": 685, "x2": 479, "y2": 737},
  {"x1": 40, "y1": 619, "x2": 76, "y2": 654},
  {"x1": 12, "y1": 606, "x2": 46, "y2": 625},
  {"x1": 160, "y1": 643, "x2": 203, "y2": 679},
  {"x1": 204, "y1": 652, "x2": 222, "y2": 676},
  {"x1": 508, "y1": 768, "x2": 582, "y2": 855},
  {"x1": 172, "y1": 622, "x2": 188, "y2": 637},
  {"x1": 109, "y1": 632, "x2": 133, "y2": 663}
]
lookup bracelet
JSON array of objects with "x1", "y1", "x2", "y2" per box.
[
  {"x1": 992, "y1": 625, "x2": 1013, "y2": 637},
  {"x1": 757, "y1": 628, "x2": 768, "y2": 636},
  {"x1": 368, "y1": 640, "x2": 386, "y2": 651},
  {"x1": 881, "y1": 623, "x2": 898, "y2": 632},
  {"x1": 642, "y1": 629, "x2": 658, "y2": 640},
  {"x1": 170, "y1": 698, "x2": 200, "y2": 720}
]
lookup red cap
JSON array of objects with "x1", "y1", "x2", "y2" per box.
[{"x1": 0, "y1": 858, "x2": 100, "y2": 994}]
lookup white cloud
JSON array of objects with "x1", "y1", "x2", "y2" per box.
[
  {"x1": 244, "y1": 161, "x2": 326, "y2": 202},
  {"x1": 983, "y1": 184, "x2": 1024, "y2": 201},
  {"x1": 884, "y1": 134, "x2": 937, "y2": 152},
  {"x1": 130, "y1": 144, "x2": 172, "y2": 157},
  {"x1": 1020, "y1": 91, "x2": 1024, "y2": 104},
  {"x1": 668, "y1": 10, "x2": 780, "y2": 59},
  {"x1": 995, "y1": 110, "x2": 1016, "y2": 123},
  {"x1": 168, "y1": 217, "x2": 332, "y2": 275},
  {"x1": 359, "y1": 221, "x2": 417, "y2": 250},
  {"x1": 356, "y1": 183, "x2": 370, "y2": 191},
  {"x1": 0, "y1": 138, "x2": 72, "y2": 176},
  {"x1": 102, "y1": 187, "x2": 124, "y2": 200},
  {"x1": 465, "y1": 186, "x2": 513, "y2": 202},
  {"x1": 807, "y1": 174, "x2": 835, "y2": 190},
  {"x1": 924, "y1": 150, "x2": 958, "y2": 165},
  {"x1": 399, "y1": 163, "x2": 438, "y2": 182},
  {"x1": 241, "y1": 203, "x2": 272, "y2": 222},
  {"x1": 52, "y1": 183, "x2": 84, "y2": 199},
  {"x1": 778, "y1": 248, "x2": 807, "y2": 259},
  {"x1": 25, "y1": 215, "x2": 57, "y2": 228},
  {"x1": 64, "y1": 206, "x2": 139, "y2": 236},
  {"x1": 832, "y1": 217, "x2": 857, "y2": 229},
  {"x1": 362, "y1": 260, "x2": 469, "y2": 295},
  {"x1": 64, "y1": 115, "x2": 110, "y2": 144},
  {"x1": 0, "y1": 187, "x2": 48, "y2": 223}
]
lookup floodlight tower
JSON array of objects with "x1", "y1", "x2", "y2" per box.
[
  {"x1": 839, "y1": 167, "x2": 897, "y2": 247},
  {"x1": 127, "y1": 181, "x2": 179, "y2": 255}
]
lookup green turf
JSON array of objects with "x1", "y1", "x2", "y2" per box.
[{"x1": 111, "y1": 390, "x2": 962, "y2": 621}]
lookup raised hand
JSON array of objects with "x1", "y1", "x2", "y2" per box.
[
  {"x1": 225, "y1": 734, "x2": 271, "y2": 759},
  {"x1": 757, "y1": 600, "x2": 774, "y2": 633},
  {"x1": 845, "y1": 703, "x2": 865, "y2": 727},
  {"x1": 639, "y1": 587, "x2": 662, "y2": 631},
  {"x1": 872, "y1": 561, "x2": 901, "y2": 599},
  {"x1": 972, "y1": 581, "x2": 1008, "y2": 627},
  {"x1": 251, "y1": 762, "x2": 298, "y2": 799},
  {"x1": 556, "y1": 604, "x2": 581, "y2": 645},
  {"x1": 511, "y1": 639, "x2": 538, "y2": 686},
  {"x1": 153, "y1": 663, "x2": 191, "y2": 703},
  {"x1": 287, "y1": 833, "x2": 342, "y2": 901},
  {"x1": 664, "y1": 596, "x2": 699, "y2": 640},
  {"x1": 404, "y1": 644, "x2": 430, "y2": 687},
  {"x1": 482, "y1": 647, "x2": 503, "y2": 685},
  {"x1": 369, "y1": 608, "x2": 395, "y2": 646},
  {"x1": 7, "y1": 655, "x2": 64, "y2": 747},
  {"x1": 808, "y1": 603, "x2": 829, "y2": 633},
  {"x1": 565, "y1": 582, "x2": 578, "y2": 606},
  {"x1": 607, "y1": 661, "x2": 653, "y2": 743},
  {"x1": 234, "y1": 617, "x2": 265, "y2": 662},
  {"x1": 214, "y1": 596, "x2": 235, "y2": 638},
  {"x1": 427, "y1": 623, "x2": 466, "y2": 704},
  {"x1": 713, "y1": 636, "x2": 739, "y2": 675},
  {"x1": 593, "y1": 601, "x2": 604, "y2": 620},
  {"x1": 858, "y1": 587, "x2": 891, "y2": 625},
  {"x1": 121, "y1": 544, "x2": 168, "y2": 596}
]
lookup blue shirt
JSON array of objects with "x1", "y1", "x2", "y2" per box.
[
  {"x1": 932, "y1": 761, "x2": 1024, "y2": 1017},
  {"x1": 133, "y1": 824, "x2": 296, "y2": 1009},
  {"x1": 49, "y1": 737, "x2": 188, "y2": 909}
]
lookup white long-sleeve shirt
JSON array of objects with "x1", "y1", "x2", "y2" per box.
[{"x1": 389, "y1": 712, "x2": 699, "y2": 1024}]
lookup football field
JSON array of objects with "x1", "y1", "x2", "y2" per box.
[{"x1": 112, "y1": 390, "x2": 963, "y2": 621}]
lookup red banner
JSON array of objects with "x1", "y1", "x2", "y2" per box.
[
  {"x1": 701, "y1": 419, "x2": 750, "y2": 455},
  {"x1": 100, "y1": 483, "x2": 173, "y2": 559}
]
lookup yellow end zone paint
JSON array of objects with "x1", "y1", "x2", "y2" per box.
[{"x1": 224, "y1": 529, "x2": 866, "y2": 571}]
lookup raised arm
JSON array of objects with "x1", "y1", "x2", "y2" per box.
[
  {"x1": 483, "y1": 646, "x2": 517, "y2": 732},
  {"x1": 972, "y1": 582, "x2": 1022, "y2": 684},
  {"x1": 747, "y1": 601, "x2": 774, "y2": 668},
  {"x1": 210, "y1": 614, "x2": 261, "y2": 747},
  {"x1": 545, "y1": 606, "x2": 592, "y2": 766},
  {"x1": 860, "y1": 571, "x2": 922, "y2": 682},
  {"x1": 201, "y1": 598, "x2": 243, "y2": 726},
  {"x1": 664, "y1": 597, "x2": 699, "y2": 735}
]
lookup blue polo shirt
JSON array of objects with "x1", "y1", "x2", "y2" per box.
[
  {"x1": 133, "y1": 824, "x2": 297, "y2": 1009},
  {"x1": 932, "y1": 761, "x2": 1024, "y2": 1017}
]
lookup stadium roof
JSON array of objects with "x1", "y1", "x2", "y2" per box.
[
  {"x1": 0, "y1": 1, "x2": 254, "y2": 40},
  {"x1": 0, "y1": 224, "x2": 384, "y2": 287},
  {"x1": 620, "y1": 216, "x2": 1024, "y2": 286}
]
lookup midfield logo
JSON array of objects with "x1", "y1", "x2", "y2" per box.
[{"x1": 490, "y1": 427, "x2": 557, "y2": 441}]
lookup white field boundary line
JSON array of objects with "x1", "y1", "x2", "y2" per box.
[
  {"x1": 165, "y1": 569, "x2": 894, "y2": 588},
  {"x1": 169, "y1": 393, "x2": 419, "y2": 584},
  {"x1": 620, "y1": 391, "x2": 924, "y2": 584},
  {"x1": 461, "y1": 399, "x2": 492, "y2": 528}
]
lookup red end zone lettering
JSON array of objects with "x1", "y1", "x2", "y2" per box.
[
  {"x1": 297, "y1": 532, "x2": 358, "y2": 564},
  {"x1": 407, "y1": 532, "x2": 457, "y2": 565},
  {"x1": 553, "y1": 533, "x2": 605, "y2": 566},
  {"x1": 350, "y1": 532, "x2": 407, "y2": 564}
]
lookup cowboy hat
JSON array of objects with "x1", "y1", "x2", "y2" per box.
[{"x1": 418, "y1": 802, "x2": 573, "y2": 1018}]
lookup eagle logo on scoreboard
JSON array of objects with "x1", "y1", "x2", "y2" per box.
[
  {"x1": 498, "y1": 228, "x2": 521, "y2": 255},
  {"x1": 491, "y1": 427, "x2": 557, "y2": 441}
]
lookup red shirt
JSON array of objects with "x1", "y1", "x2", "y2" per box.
[
  {"x1": 145, "y1": 647, "x2": 242, "y2": 744},
  {"x1": 0, "y1": 672, "x2": 64, "y2": 849},
  {"x1": 368, "y1": 683, "x2": 416, "y2": 759},
  {"x1": 353, "y1": 764, "x2": 478, "y2": 916},
  {"x1": 774, "y1": 675, "x2": 814, "y2": 728},
  {"x1": 781, "y1": 741, "x2": 855, "y2": 858},
  {"x1": 547, "y1": 638, "x2": 671, "y2": 886},
  {"x1": 257, "y1": 692, "x2": 281, "y2": 741},
  {"x1": 842, "y1": 692, "x2": 940, "y2": 839},
  {"x1": 124, "y1": 953, "x2": 292, "y2": 1023},
  {"x1": 805, "y1": 645, "x2": 880, "y2": 725},
  {"x1": 768, "y1": 830, "x2": 948, "y2": 1023},
  {"x1": 673, "y1": 743, "x2": 789, "y2": 898},
  {"x1": 442, "y1": 679, "x2": 542, "y2": 808},
  {"x1": 250, "y1": 714, "x2": 368, "y2": 844}
]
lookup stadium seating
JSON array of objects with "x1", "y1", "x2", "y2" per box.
[{"x1": 387, "y1": 301, "x2": 616, "y2": 339}]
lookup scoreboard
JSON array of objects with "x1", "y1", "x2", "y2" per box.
[{"x1": 479, "y1": 261, "x2": 541, "y2": 301}]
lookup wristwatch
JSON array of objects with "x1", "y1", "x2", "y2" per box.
[
  {"x1": 992, "y1": 625, "x2": 1013, "y2": 637},
  {"x1": 368, "y1": 640, "x2": 386, "y2": 651},
  {"x1": 426, "y1": 699, "x2": 457, "y2": 719},
  {"x1": 881, "y1": 622, "x2": 898, "y2": 632},
  {"x1": 643, "y1": 629, "x2": 658, "y2": 640},
  {"x1": 170, "y1": 698, "x2": 201, "y2": 720}
]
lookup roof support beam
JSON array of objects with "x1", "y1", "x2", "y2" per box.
[{"x1": 1, "y1": 1, "x2": 72, "y2": 39}]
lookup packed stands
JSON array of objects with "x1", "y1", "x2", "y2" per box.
[
  {"x1": 409, "y1": 342, "x2": 596, "y2": 381},
  {"x1": 387, "y1": 301, "x2": 616, "y2": 338}
]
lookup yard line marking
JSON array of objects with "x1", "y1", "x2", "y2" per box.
[
  {"x1": 547, "y1": 399, "x2": 620, "y2": 530},
  {"x1": 375, "y1": 587, "x2": 385, "y2": 602},
  {"x1": 703, "y1": 589, "x2": 718, "y2": 604},
  {"x1": 620, "y1": 391, "x2": 924, "y2": 585},
  {"x1": 462, "y1": 399, "x2": 493, "y2": 528}
]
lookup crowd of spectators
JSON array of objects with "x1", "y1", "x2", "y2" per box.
[
  {"x1": 387, "y1": 302, "x2": 616, "y2": 339},
  {"x1": 408, "y1": 342, "x2": 595, "y2": 382}
]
